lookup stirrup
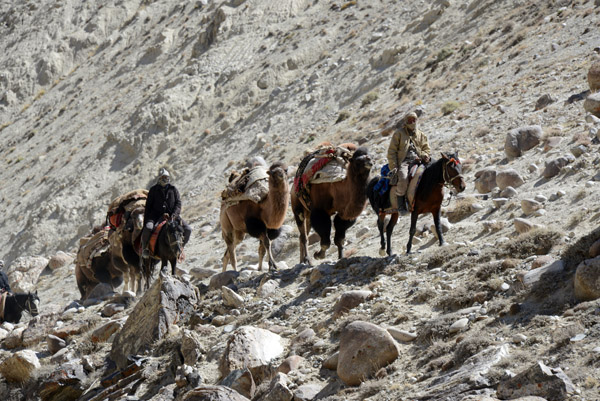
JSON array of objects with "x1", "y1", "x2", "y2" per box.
[{"x1": 142, "y1": 249, "x2": 150, "y2": 258}]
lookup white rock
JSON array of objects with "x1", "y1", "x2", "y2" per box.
[
  {"x1": 222, "y1": 286, "x2": 244, "y2": 308},
  {"x1": 521, "y1": 199, "x2": 542, "y2": 215},
  {"x1": 493, "y1": 198, "x2": 508, "y2": 208},
  {"x1": 387, "y1": 327, "x2": 417, "y2": 342},
  {"x1": 449, "y1": 318, "x2": 469, "y2": 334}
]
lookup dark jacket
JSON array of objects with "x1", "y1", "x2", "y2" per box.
[
  {"x1": 144, "y1": 183, "x2": 182, "y2": 223},
  {"x1": 0, "y1": 270, "x2": 11, "y2": 293}
]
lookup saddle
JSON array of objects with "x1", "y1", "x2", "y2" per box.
[
  {"x1": 293, "y1": 144, "x2": 354, "y2": 209},
  {"x1": 406, "y1": 163, "x2": 426, "y2": 212},
  {"x1": 221, "y1": 166, "x2": 270, "y2": 207},
  {"x1": 137, "y1": 220, "x2": 185, "y2": 262}
]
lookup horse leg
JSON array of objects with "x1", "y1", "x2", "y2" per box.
[
  {"x1": 333, "y1": 215, "x2": 356, "y2": 259},
  {"x1": 170, "y1": 258, "x2": 176, "y2": 276},
  {"x1": 386, "y1": 212, "x2": 399, "y2": 256},
  {"x1": 432, "y1": 208, "x2": 446, "y2": 246},
  {"x1": 377, "y1": 213, "x2": 387, "y2": 257},
  {"x1": 406, "y1": 211, "x2": 419, "y2": 254},
  {"x1": 311, "y1": 208, "x2": 331, "y2": 260}
]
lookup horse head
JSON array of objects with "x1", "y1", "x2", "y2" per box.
[
  {"x1": 441, "y1": 152, "x2": 466, "y2": 193},
  {"x1": 25, "y1": 291, "x2": 40, "y2": 317},
  {"x1": 166, "y1": 219, "x2": 185, "y2": 258}
]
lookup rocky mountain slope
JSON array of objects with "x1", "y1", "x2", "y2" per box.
[{"x1": 1, "y1": 0, "x2": 600, "y2": 400}]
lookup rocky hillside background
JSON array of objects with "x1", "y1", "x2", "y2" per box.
[{"x1": 1, "y1": 0, "x2": 600, "y2": 400}]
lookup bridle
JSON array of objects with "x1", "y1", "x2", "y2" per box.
[
  {"x1": 22, "y1": 294, "x2": 39, "y2": 316},
  {"x1": 166, "y1": 221, "x2": 184, "y2": 255},
  {"x1": 443, "y1": 157, "x2": 464, "y2": 189}
]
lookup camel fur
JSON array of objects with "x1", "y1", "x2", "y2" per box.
[
  {"x1": 220, "y1": 162, "x2": 290, "y2": 272},
  {"x1": 292, "y1": 146, "x2": 372, "y2": 264}
]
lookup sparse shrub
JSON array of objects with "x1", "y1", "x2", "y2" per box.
[
  {"x1": 453, "y1": 336, "x2": 494, "y2": 366},
  {"x1": 441, "y1": 100, "x2": 460, "y2": 115},
  {"x1": 436, "y1": 47, "x2": 454, "y2": 63},
  {"x1": 567, "y1": 210, "x2": 588, "y2": 229},
  {"x1": 335, "y1": 111, "x2": 351, "y2": 124},
  {"x1": 573, "y1": 188, "x2": 587, "y2": 203},
  {"x1": 361, "y1": 91, "x2": 379, "y2": 108},
  {"x1": 446, "y1": 196, "x2": 477, "y2": 223},
  {"x1": 561, "y1": 226, "x2": 600, "y2": 270},
  {"x1": 500, "y1": 228, "x2": 562, "y2": 258}
]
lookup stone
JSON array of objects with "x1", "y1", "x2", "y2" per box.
[
  {"x1": 190, "y1": 267, "x2": 217, "y2": 280},
  {"x1": 22, "y1": 313, "x2": 61, "y2": 347},
  {"x1": 220, "y1": 326, "x2": 284, "y2": 382},
  {"x1": 500, "y1": 186, "x2": 518, "y2": 198},
  {"x1": 333, "y1": 290, "x2": 373, "y2": 316},
  {"x1": 293, "y1": 384, "x2": 323, "y2": 401},
  {"x1": 588, "y1": 60, "x2": 600, "y2": 92},
  {"x1": 222, "y1": 286, "x2": 244, "y2": 308},
  {"x1": 322, "y1": 352, "x2": 339, "y2": 370},
  {"x1": 277, "y1": 355, "x2": 304, "y2": 374},
  {"x1": 532, "y1": 255, "x2": 554, "y2": 269},
  {"x1": 522, "y1": 261, "x2": 564, "y2": 285},
  {"x1": 474, "y1": 168, "x2": 497, "y2": 193},
  {"x1": 4, "y1": 327, "x2": 25, "y2": 349},
  {"x1": 102, "y1": 303, "x2": 125, "y2": 317},
  {"x1": 48, "y1": 251, "x2": 74, "y2": 270},
  {"x1": 497, "y1": 361, "x2": 576, "y2": 400},
  {"x1": 496, "y1": 169, "x2": 524, "y2": 190},
  {"x1": 258, "y1": 279, "x2": 279, "y2": 298},
  {"x1": 293, "y1": 328, "x2": 315, "y2": 345},
  {"x1": 430, "y1": 218, "x2": 452, "y2": 238},
  {"x1": 574, "y1": 256, "x2": 600, "y2": 301},
  {"x1": 492, "y1": 198, "x2": 508, "y2": 208},
  {"x1": 110, "y1": 276, "x2": 197, "y2": 369},
  {"x1": 337, "y1": 321, "x2": 399, "y2": 386},
  {"x1": 91, "y1": 318, "x2": 126, "y2": 343},
  {"x1": 505, "y1": 125, "x2": 542, "y2": 159},
  {"x1": 512, "y1": 333, "x2": 527, "y2": 344},
  {"x1": 514, "y1": 218, "x2": 534, "y2": 234},
  {"x1": 5, "y1": 256, "x2": 49, "y2": 293},
  {"x1": 181, "y1": 329, "x2": 204, "y2": 366},
  {"x1": 590, "y1": 239, "x2": 600, "y2": 258},
  {"x1": 535, "y1": 94, "x2": 555, "y2": 110},
  {"x1": 210, "y1": 271, "x2": 239, "y2": 290},
  {"x1": 584, "y1": 92, "x2": 600, "y2": 117},
  {"x1": 0, "y1": 350, "x2": 40, "y2": 382},
  {"x1": 47, "y1": 334, "x2": 67, "y2": 354},
  {"x1": 520, "y1": 199, "x2": 542, "y2": 216},
  {"x1": 260, "y1": 373, "x2": 293, "y2": 401},
  {"x1": 39, "y1": 362, "x2": 86, "y2": 401},
  {"x1": 542, "y1": 156, "x2": 574, "y2": 179},
  {"x1": 387, "y1": 327, "x2": 417, "y2": 342},
  {"x1": 183, "y1": 385, "x2": 250, "y2": 401},
  {"x1": 449, "y1": 318, "x2": 469, "y2": 334},
  {"x1": 219, "y1": 369, "x2": 255, "y2": 399}
]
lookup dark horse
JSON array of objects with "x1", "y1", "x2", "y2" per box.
[
  {"x1": 2, "y1": 292, "x2": 40, "y2": 323},
  {"x1": 367, "y1": 152, "x2": 466, "y2": 255},
  {"x1": 141, "y1": 218, "x2": 185, "y2": 289}
]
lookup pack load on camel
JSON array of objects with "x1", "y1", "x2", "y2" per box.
[
  {"x1": 221, "y1": 166, "x2": 270, "y2": 207},
  {"x1": 293, "y1": 142, "x2": 357, "y2": 210},
  {"x1": 75, "y1": 226, "x2": 123, "y2": 300},
  {"x1": 106, "y1": 189, "x2": 148, "y2": 230}
]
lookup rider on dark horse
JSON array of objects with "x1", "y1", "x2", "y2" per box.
[
  {"x1": 141, "y1": 168, "x2": 192, "y2": 258},
  {"x1": 387, "y1": 112, "x2": 431, "y2": 214}
]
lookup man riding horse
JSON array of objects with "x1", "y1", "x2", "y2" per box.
[
  {"x1": 387, "y1": 112, "x2": 431, "y2": 214},
  {"x1": 141, "y1": 168, "x2": 192, "y2": 258}
]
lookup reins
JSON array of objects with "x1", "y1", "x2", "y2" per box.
[{"x1": 441, "y1": 159, "x2": 463, "y2": 207}]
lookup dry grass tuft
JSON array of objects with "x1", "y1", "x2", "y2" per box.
[
  {"x1": 561, "y1": 226, "x2": 600, "y2": 270},
  {"x1": 441, "y1": 100, "x2": 461, "y2": 115},
  {"x1": 446, "y1": 197, "x2": 478, "y2": 223},
  {"x1": 500, "y1": 228, "x2": 562, "y2": 258}
]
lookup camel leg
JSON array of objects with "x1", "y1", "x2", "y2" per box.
[
  {"x1": 294, "y1": 206, "x2": 311, "y2": 264},
  {"x1": 311, "y1": 208, "x2": 331, "y2": 260},
  {"x1": 260, "y1": 233, "x2": 279, "y2": 272},
  {"x1": 222, "y1": 249, "x2": 230, "y2": 272},
  {"x1": 406, "y1": 211, "x2": 419, "y2": 254},
  {"x1": 122, "y1": 271, "x2": 130, "y2": 294},
  {"x1": 432, "y1": 208, "x2": 446, "y2": 246},
  {"x1": 386, "y1": 212, "x2": 399, "y2": 256},
  {"x1": 258, "y1": 241, "x2": 266, "y2": 271},
  {"x1": 377, "y1": 213, "x2": 386, "y2": 257},
  {"x1": 333, "y1": 215, "x2": 356, "y2": 259}
]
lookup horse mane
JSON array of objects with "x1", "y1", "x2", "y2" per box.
[{"x1": 417, "y1": 157, "x2": 445, "y2": 196}]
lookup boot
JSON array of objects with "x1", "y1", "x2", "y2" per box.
[{"x1": 397, "y1": 195, "x2": 408, "y2": 214}]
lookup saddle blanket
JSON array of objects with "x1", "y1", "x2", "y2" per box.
[{"x1": 406, "y1": 164, "x2": 426, "y2": 212}]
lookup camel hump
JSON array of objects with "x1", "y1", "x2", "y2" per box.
[{"x1": 221, "y1": 166, "x2": 270, "y2": 205}]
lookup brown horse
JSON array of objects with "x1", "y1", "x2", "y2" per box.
[{"x1": 367, "y1": 152, "x2": 466, "y2": 255}]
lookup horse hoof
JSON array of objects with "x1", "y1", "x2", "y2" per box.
[
  {"x1": 314, "y1": 250, "x2": 326, "y2": 259},
  {"x1": 378, "y1": 249, "x2": 387, "y2": 257},
  {"x1": 440, "y1": 241, "x2": 449, "y2": 247}
]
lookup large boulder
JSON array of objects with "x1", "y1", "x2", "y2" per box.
[
  {"x1": 183, "y1": 385, "x2": 250, "y2": 401},
  {"x1": 337, "y1": 321, "x2": 399, "y2": 386},
  {"x1": 39, "y1": 361, "x2": 87, "y2": 401},
  {"x1": 505, "y1": 125, "x2": 542, "y2": 159},
  {"x1": 333, "y1": 290, "x2": 373, "y2": 317},
  {"x1": 474, "y1": 168, "x2": 497, "y2": 194},
  {"x1": 584, "y1": 92, "x2": 600, "y2": 117},
  {"x1": 589, "y1": 61, "x2": 600, "y2": 92},
  {"x1": 574, "y1": 256, "x2": 600, "y2": 301},
  {"x1": 220, "y1": 326, "x2": 284, "y2": 383},
  {"x1": 0, "y1": 350, "x2": 40, "y2": 382},
  {"x1": 497, "y1": 361, "x2": 576, "y2": 400},
  {"x1": 110, "y1": 275, "x2": 197, "y2": 369},
  {"x1": 5, "y1": 256, "x2": 49, "y2": 293},
  {"x1": 496, "y1": 169, "x2": 524, "y2": 190}
]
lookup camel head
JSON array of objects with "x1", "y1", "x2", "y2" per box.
[
  {"x1": 267, "y1": 162, "x2": 289, "y2": 185},
  {"x1": 350, "y1": 147, "x2": 373, "y2": 176}
]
